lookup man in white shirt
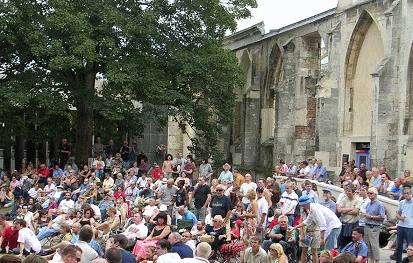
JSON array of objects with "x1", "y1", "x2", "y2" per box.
[
  {"x1": 279, "y1": 182, "x2": 299, "y2": 226},
  {"x1": 256, "y1": 187, "x2": 269, "y2": 239},
  {"x1": 123, "y1": 212, "x2": 148, "y2": 246},
  {"x1": 28, "y1": 184, "x2": 41, "y2": 199},
  {"x1": 239, "y1": 174, "x2": 257, "y2": 210},
  {"x1": 59, "y1": 192, "x2": 75, "y2": 214},
  {"x1": 42, "y1": 177, "x2": 56, "y2": 198},
  {"x1": 156, "y1": 239, "x2": 181, "y2": 263},
  {"x1": 291, "y1": 195, "x2": 342, "y2": 251},
  {"x1": 12, "y1": 219, "x2": 42, "y2": 256},
  {"x1": 75, "y1": 225, "x2": 98, "y2": 263}
]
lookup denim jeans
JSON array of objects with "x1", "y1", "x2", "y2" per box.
[
  {"x1": 36, "y1": 228, "x2": 59, "y2": 241},
  {"x1": 396, "y1": 226, "x2": 413, "y2": 263},
  {"x1": 325, "y1": 227, "x2": 341, "y2": 250}
]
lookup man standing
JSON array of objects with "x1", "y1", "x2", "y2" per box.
[
  {"x1": 210, "y1": 184, "x2": 232, "y2": 219},
  {"x1": 233, "y1": 170, "x2": 245, "y2": 188},
  {"x1": 239, "y1": 174, "x2": 257, "y2": 210},
  {"x1": 291, "y1": 196, "x2": 342, "y2": 251},
  {"x1": 362, "y1": 187, "x2": 385, "y2": 263},
  {"x1": 218, "y1": 163, "x2": 233, "y2": 183},
  {"x1": 92, "y1": 137, "x2": 104, "y2": 158},
  {"x1": 337, "y1": 185, "x2": 361, "y2": 250},
  {"x1": 168, "y1": 232, "x2": 193, "y2": 259},
  {"x1": 256, "y1": 187, "x2": 269, "y2": 238},
  {"x1": 192, "y1": 176, "x2": 211, "y2": 221},
  {"x1": 242, "y1": 236, "x2": 268, "y2": 263},
  {"x1": 319, "y1": 189, "x2": 336, "y2": 213},
  {"x1": 279, "y1": 182, "x2": 298, "y2": 226},
  {"x1": 340, "y1": 227, "x2": 368, "y2": 263},
  {"x1": 395, "y1": 186, "x2": 413, "y2": 263},
  {"x1": 158, "y1": 179, "x2": 178, "y2": 211}
]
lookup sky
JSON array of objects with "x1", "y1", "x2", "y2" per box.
[{"x1": 236, "y1": 0, "x2": 339, "y2": 33}]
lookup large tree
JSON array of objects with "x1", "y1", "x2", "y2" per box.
[{"x1": 0, "y1": 0, "x2": 255, "y2": 164}]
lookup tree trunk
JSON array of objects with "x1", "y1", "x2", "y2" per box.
[{"x1": 75, "y1": 63, "x2": 95, "y2": 165}]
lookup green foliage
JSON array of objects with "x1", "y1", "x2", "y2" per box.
[{"x1": 0, "y1": 0, "x2": 255, "y2": 162}]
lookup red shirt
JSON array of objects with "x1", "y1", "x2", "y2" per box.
[
  {"x1": 37, "y1": 167, "x2": 50, "y2": 178},
  {"x1": 151, "y1": 169, "x2": 164, "y2": 180},
  {"x1": 268, "y1": 218, "x2": 279, "y2": 230},
  {"x1": 1, "y1": 226, "x2": 18, "y2": 249}
]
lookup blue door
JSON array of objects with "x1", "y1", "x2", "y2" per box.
[{"x1": 356, "y1": 152, "x2": 370, "y2": 170}]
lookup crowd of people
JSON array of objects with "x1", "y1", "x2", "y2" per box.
[{"x1": 0, "y1": 139, "x2": 412, "y2": 263}]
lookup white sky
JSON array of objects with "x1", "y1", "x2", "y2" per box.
[{"x1": 236, "y1": 0, "x2": 339, "y2": 33}]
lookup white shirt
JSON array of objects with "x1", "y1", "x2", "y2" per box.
[
  {"x1": 23, "y1": 212, "x2": 35, "y2": 231},
  {"x1": 157, "y1": 252, "x2": 182, "y2": 263},
  {"x1": 125, "y1": 222, "x2": 148, "y2": 239},
  {"x1": 303, "y1": 203, "x2": 342, "y2": 238},
  {"x1": 279, "y1": 191, "x2": 299, "y2": 215},
  {"x1": 240, "y1": 182, "x2": 257, "y2": 204},
  {"x1": 257, "y1": 197, "x2": 269, "y2": 228},
  {"x1": 90, "y1": 204, "x2": 101, "y2": 218},
  {"x1": 44, "y1": 183, "x2": 56, "y2": 198},
  {"x1": 224, "y1": 186, "x2": 233, "y2": 196},
  {"x1": 137, "y1": 177, "x2": 148, "y2": 188},
  {"x1": 28, "y1": 188, "x2": 40, "y2": 199},
  {"x1": 59, "y1": 199, "x2": 75, "y2": 212},
  {"x1": 143, "y1": 205, "x2": 157, "y2": 217},
  {"x1": 18, "y1": 227, "x2": 42, "y2": 253},
  {"x1": 75, "y1": 240, "x2": 98, "y2": 263},
  {"x1": 300, "y1": 166, "x2": 311, "y2": 177}
]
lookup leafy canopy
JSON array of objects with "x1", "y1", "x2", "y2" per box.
[{"x1": 0, "y1": 0, "x2": 255, "y2": 162}]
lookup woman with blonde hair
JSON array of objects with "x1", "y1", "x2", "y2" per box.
[
  {"x1": 268, "y1": 243, "x2": 288, "y2": 263},
  {"x1": 242, "y1": 189, "x2": 258, "y2": 237},
  {"x1": 210, "y1": 179, "x2": 219, "y2": 195},
  {"x1": 319, "y1": 250, "x2": 333, "y2": 263}
]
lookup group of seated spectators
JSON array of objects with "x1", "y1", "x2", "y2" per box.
[{"x1": 0, "y1": 145, "x2": 413, "y2": 263}]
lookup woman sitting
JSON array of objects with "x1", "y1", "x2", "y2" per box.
[
  {"x1": 204, "y1": 215, "x2": 227, "y2": 250},
  {"x1": 116, "y1": 196, "x2": 129, "y2": 222},
  {"x1": 94, "y1": 206, "x2": 120, "y2": 236},
  {"x1": 268, "y1": 243, "x2": 288, "y2": 263},
  {"x1": 78, "y1": 207, "x2": 96, "y2": 227},
  {"x1": 113, "y1": 186, "x2": 126, "y2": 200},
  {"x1": 174, "y1": 172, "x2": 190, "y2": 188},
  {"x1": 231, "y1": 202, "x2": 246, "y2": 222},
  {"x1": 132, "y1": 212, "x2": 171, "y2": 261}
]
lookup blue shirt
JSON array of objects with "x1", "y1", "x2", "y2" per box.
[
  {"x1": 302, "y1": 190, "x2": 318, "y2": 203},
  {"x1": 365, "y1": 199, "x2": 385, "y2": 226},
  {"x1": 71, "y1": 236, "x2": 103, "y2": 256},
  {"x1": 391, "y1": 186, "x2": 403, "y2": 199},
  {"x1": 371, "y1": 176, "x2": 382, "y2": 187},
  {"x1": 171, "y1": 241, "x2": 194, "y2": 259},
  {"x1": 314, "y1": 166, "x2": 328, "y2": 182},
  {"x1": 342, "y1": 240, "x2": 368, "y2": 258},
  {"x1": 319, "y1": 200, "x2": 337, "y2": 213},
  {"x1": 218, "y1": 171, "x2": 234, "y2": 182},
  {"x1": 181, "y1": 210, "x2": 197, "y2": 226},
  {"x1": 120, "y1": 249, "x2": 137, "y2": 263},
  {"x1": 398, "y1": 198, "x2": 413, "y2": 228}
]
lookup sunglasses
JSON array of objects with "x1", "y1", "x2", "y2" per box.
[
  {"x1": 367, "y1": 192, "x2": 375, "y2": 194},
  {"x1": 217, "y1": 189, "x2": 224, "y2": 192},
  {"x1": 76, "y1": 258, "x2": 81, "y2": 262}
]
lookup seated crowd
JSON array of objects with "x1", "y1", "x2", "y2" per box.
[{"x1": 0, "y1": 143, "x2": 412, "y2": 263}]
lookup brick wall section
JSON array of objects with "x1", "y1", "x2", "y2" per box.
[
  {"x1": 307, "y1": 98, "x2": 317, "y2": 118},
  {"x1": 295, "y1": 98, "x2": 317, "y2": 139}
]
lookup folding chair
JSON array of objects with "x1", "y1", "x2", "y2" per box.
[{"x1": 176, "y1": 219, "x2": 193, "y2": 232}]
